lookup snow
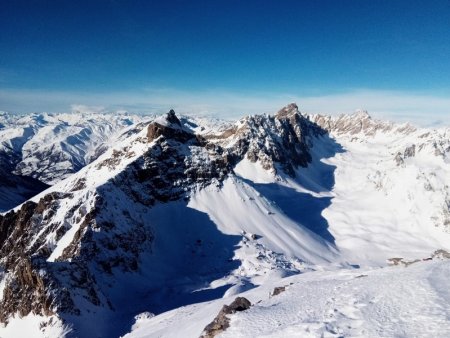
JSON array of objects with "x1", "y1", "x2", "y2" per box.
[
  {"x1": 125, "y1": 260, "x2": 450, "y2": 338},
  {"x1": 153, "y1": 114, "x2": 182, "y2": 129},
  {"x1": 0, "y1": 314, "x2": 71, "y2": 338},
  {"x1": 234, "y1": 157, "x2": 276, "y2": 183},
  {"x1": 0, "y1": 269, "x2": 5, "y2": 300},
  {"x1": 322, "y1": 129, "x2": 450, "y2": 266},
  {"x1": 0, "y1": 111, "x2": 144, "y2": 184},
  {"x1": 189, "y1": 177, "x2": 339, "y2": 266}
]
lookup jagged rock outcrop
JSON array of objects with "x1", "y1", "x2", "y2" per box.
[
  {"x1": 209, "y1": 103, "x2": 325, "y2": 177},
  {"x1": 271, "y1": 285, "x2": 287, "y2": 297},
  {"x1": 0, "y1": 194, "x2": 78, "y2": 323},
  {"x1": 147, "y1": 110, "x2": 195, "y2": 143},
  {"x1": 395, "y1": 144, "x2": 416, "y2": 166},
  {"x1": 201, "y1": 297, "x2": 251, "y2": 338}
]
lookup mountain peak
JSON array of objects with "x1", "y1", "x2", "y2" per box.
[
  {"x1": 154, "y1": 109, "x2": 182, "y2": 128},
  {"x1": 166, "y1": 109, "x2": 181, "y2": 125},
  {"x1": 276, "y1": 103, "x2": 299, "y2": 118},
  {"x1": 352, "y1": 109, "x2": 371, "y2": 119},
  {"x1": 147, "y1": 110, "x2": 193, "y2": 142}
]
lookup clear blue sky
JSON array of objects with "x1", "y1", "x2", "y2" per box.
[{"x1": 0, "y1": 0, "x2": 449, "y2": 123}]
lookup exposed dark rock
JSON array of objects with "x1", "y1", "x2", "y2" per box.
[
  {"x1": 220, "y1": 105, "x2": 324, "y2": 177},
  {"x1": 118, "y1": 124, "x2": 232, "y2": 204},
  {"x1": 387, "y1": 257, "x2": 404, "y2": 266},
  {"x1": 271, "y1": 286, "x2": 287, "y2": 296},
  {"x1": 395, "y1": 152, "x2": 404, "y2": 166},
  {"x1": 0, "y1": 257, "x2": 55, "y2": 323},
  {"x1": 0, "y1": 201, "x2": 36, "y2": 249},
  {"x1": 404, "y1": 144, "x2": 416, "y2": 158},
  {"x1": 403, "y1": 259, "x2": 420, "y2": 267},
  {"x1": 201, "y1": 297, "x2": 251, "y2": 338},
  {"x1": 147, "y1": 110, "x2": 194, "y2": 143},
  {"x1": 432, "y1": 249, "x2": 450, "y2": 259},
  {"x1": 71, "y1": 178, "x2": 87, "y2": 191}
]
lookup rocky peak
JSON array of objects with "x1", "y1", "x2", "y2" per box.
[
  {"x1": 309, "y1": 111, "x2": 410, "y2": 136},
  {"x1": 147, "y1": 110, "x2": 194, "y2": 142},
  {"x1": 209, "y1": 104, "x2": 326, "y2": 177},
  {"x1": 165, "y1": 109, "x2": 182, "y2": 126},
  {"x1": 352, "y1": 109, "x2": 371, "y2": 120},
  {"x1": 275, "y1": 103, "x2": 299, "y2": 119}
]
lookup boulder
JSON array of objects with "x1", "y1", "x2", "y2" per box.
[{"x1": 201, "y1": 297, "x2": 251, "y2": 338}]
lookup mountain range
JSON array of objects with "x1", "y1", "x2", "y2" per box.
[{"x1": 0, "y1": 104, "x2": 449, "y2": 338}]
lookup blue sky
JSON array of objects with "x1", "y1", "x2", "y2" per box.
[{"x1": 0, "y1": 0, "x2": 449, "y2": 124}]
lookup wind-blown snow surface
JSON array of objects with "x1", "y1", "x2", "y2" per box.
[{"x1": 126, "y1": 260, "x2": 450, "y2": 338}]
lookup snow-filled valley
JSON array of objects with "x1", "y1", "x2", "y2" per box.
[{"x1": 0, "y1": 105, "x2": 449, "y2": 338}]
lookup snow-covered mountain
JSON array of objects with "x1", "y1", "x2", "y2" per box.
[
  {"x1": 0, "y1": 105, "x2": 449, "y2": 338},
  {"x1": 0, "y1": 112, "x2": 143, "y2": 211},
  {"x1": 307, "y1": 110, "x2": 450, "y2": 264}
]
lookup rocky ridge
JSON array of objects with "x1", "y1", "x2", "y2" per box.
[
  {"x1": 209, "y1": 103, "x2": 325, "y2": 177},
  {"x1": 308, "y1": 110, "x2": 416, "y2": 136}
]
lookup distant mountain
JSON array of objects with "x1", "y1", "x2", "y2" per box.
[
  {"x1": 0, "y1": 105, "x2": 449, "y2": 337},
  {"x1": 0, "y1": 112, "x2": 143, "y2": 211}
]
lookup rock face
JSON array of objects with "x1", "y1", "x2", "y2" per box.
[
  {"x1": 0, "y1": 196, "x2": 77, "y2": 323},
  {"x1": 201, "y1": 297, "x2": 251, "y2": 338},
  {"x1": 209, "y1": 103, "x2": 324, "y2": 177},
  {"x1": 271, "y1": 286, "x2": 287, "y2": 296},
  {"x1": 147, "y1": 110, "x2": 194, "y2": 143},
  {"x1": 432, "y1": 249, "x2": 450, "y2": 259},
  {"x1": 395, "y1": 144, "x2": 416, "y2": 166}
]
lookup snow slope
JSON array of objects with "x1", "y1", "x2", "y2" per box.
[
  {"x1": 125, "y1": 259, "x2": 450, "y2": 338},
  {"x1": 314, "y1": 116, "x2": 450, "y2": 266}
]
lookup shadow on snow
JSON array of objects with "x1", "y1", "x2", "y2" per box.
[{"x1": 237, "y1": 134, "x2": 345, "y2": 246}]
